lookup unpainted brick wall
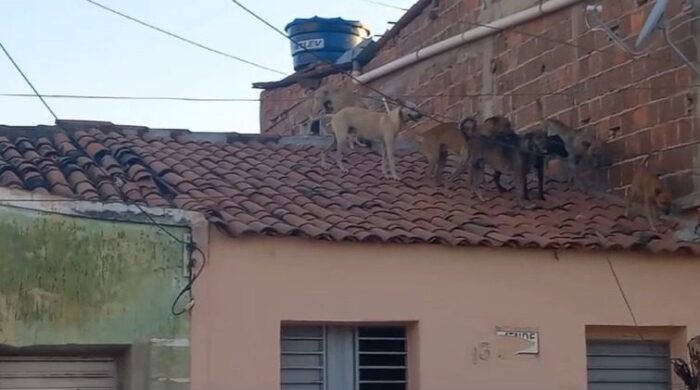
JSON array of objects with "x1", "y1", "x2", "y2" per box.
[{"x1": 259, "y1": 0, "x2": 700, "y2": 203}]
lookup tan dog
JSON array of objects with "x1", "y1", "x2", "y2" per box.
[
  {"x1": 625, "y1": 155, "x2": 672, "y2": 231},
  {"x1": 309, "y1": 84, "x2": 369, "y2": 149},
  {"x1": 322, "y1": 103, "x2": 423, "y2": 179},
  {"x1": 417, "y1": 122, "x2": 469, "y2": 184},
  {"x1": 542, "y1": 118, "x2": 603, "y2": 189}
]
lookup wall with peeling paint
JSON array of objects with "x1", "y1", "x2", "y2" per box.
[{"x1": 0, "y1": 204, "x2": 190, "y2": 389}]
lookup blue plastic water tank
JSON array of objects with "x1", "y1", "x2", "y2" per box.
[{"x1": 285, "y1": 17, "x2": 370, "y2": 71}]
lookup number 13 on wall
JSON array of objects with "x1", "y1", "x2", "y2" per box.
[{"x1": 472, "y1": 342, "x2": 491, "y2": 365}]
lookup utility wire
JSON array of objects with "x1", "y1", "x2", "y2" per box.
[
  {"x1": 606, "y1": 256, "x2": 644, "y2": 340},
  {"x1": 85, "y1": 0, "x2": 287, "y2": 76},
  {"x1": 236, "y1": 0, "x2": 698, "y2": 132},
  {"x1": 456, "y1": 15, "x2": 683, "y2": 68},
  {"x1": 0, "y1": 41, "x2": 58, "y2": 120},
  {"x1": 1, "y1": 83, "x2": 698, "y2": 103},
  {"x1": 0, "y1": 93, "x2": 300, "y2": 102},
  {"x1": 228, "y1": 0, "x2": 448, "y2": 126},
  {"x1": 358, "y1": 0, "x2": 408, "y2": 11}
]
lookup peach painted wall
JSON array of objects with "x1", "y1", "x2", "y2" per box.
[{"x1": 191, "y1": 229, "x2": 700, "y2": 390}]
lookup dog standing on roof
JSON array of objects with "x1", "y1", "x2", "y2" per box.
[
  {"x1": 322, "y1": 100, "x2": 423, "y2": 180},
  {"x1": 307, "y1": 85, "x2": 370, "y2": 149},
  {"x1": 459, "y1": 116, "x2": 549, "y2": 201},
  {"x1": 625, "y1": 154, "x2": 672, "y2": 231},
  {"x1": 416, "y1": 120, "x2": 469, "y2": 184}
]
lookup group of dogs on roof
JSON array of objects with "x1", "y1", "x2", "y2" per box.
[{"x1": 306, "y1": 84, "x2": 672, "y2": 230}]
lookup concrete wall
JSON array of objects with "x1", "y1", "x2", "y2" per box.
[
  {"x1": 191, "y1": 230, "x2": 700, "y2": 390},
  {"x1": 259, "y1": 0, "x2": 700, "y2": 204},
  {"x1": 0, "y1": 204, "x2": 190, "y2": 389}
]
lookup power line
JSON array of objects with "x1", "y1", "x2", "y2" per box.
[
  {"x1": 0, "y1": 41, "x2": 58, "y2": 120},
  {"x1": 228, "y1": 0, "x2": 448, "y2": 127},
  {"x1": 1, "y1": 83, "x2": 698, "y2": 103},
  {"x1": 85, "y1": 0, "x2": 287, "y2": 76},
  {"x1": 358, "y1": 0, "x2": 408, "y2": 11},
  {"x1": 0, "y1": 93, "x2": 301, "y2": 102},
  {"x1": 52, "y1": 131, "x2": 208, "y2": 317},
  {"x1": 455, "y1": 15, "x2": 686, "y2": 69},
  {"x1": 606, "y1": 256, "x2": 645, "y2": 340}
]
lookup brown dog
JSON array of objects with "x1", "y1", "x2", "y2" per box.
[
  {"x1": 542, "y1": 118, "x2": 603, "y2": 189},
  {"x1": 417, "y1": 122, "x2": 468, "y2": 183},
  {"x1": 625, "y1": 155, "x2": 672, "y2": 231}
]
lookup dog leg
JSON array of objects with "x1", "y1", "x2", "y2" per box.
[
  {"x1": 514, "y1": 169, "x2": 528, "y2": 200},
  {"x1": 644, "y1": 201, "x2": 657, "y2": 232},
  {"x1": 380, "y1": 144, "x2": 390, "y2": 178},
  {"x1": 493, "y1": 171, "x2": 508, "y2": 193},
  {"x1": 520, "y1": 166, "x2": 530, "y2": 200},
  {"x1": 384, "y1": 136, "x2": 400, "y2": 180},
  {"x1": 435, "y1": 145, "x2": 448, "y2": 184},
  {"x1": 424, "y1": 149, "x2": 438, "y2": 182},
  {"x1": 535, "y1": 156, "x2": 545, "y2": 200},
  {"x1": 447, "y1": 148, "x2": 468, "y2": 183},
  {"x1": 335, "y1": 136, "x2": 349, "y2": 174},
  {"x1": 566, "y1": 157, "x2": 577, "y2": 187},
  {"x1": 469, "y1": 159, "x2": 486, "y2": 201}
]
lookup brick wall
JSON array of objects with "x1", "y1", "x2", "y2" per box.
[{"x1": 259, "y1": 0, "x2": 700, "y2": 204}]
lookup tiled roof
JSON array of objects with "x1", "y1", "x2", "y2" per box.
[{"x1": 0, "y1": 121, "x2": 698, "y2": 255}]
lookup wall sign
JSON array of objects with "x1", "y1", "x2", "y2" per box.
[
  {"x1": 292, "y1": 39, "x2": 325, "y2": 54},
  {"x1": 495, "y1": 327, "x2": 539, "y2": 355}
]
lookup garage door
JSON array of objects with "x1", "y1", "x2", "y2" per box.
[{"x1": 0, "y1": 356, "x2": 117, "y2": 390}]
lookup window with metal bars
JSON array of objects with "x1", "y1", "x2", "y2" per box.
[
  {"x1": 586, "y1": 340, "x2": 671, "y2": 390},
  {"x1": 281, "y1": 325, "x2": 407, "y2": 390}
]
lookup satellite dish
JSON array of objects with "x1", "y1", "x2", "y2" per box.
[{"x1": 635, "y1": 0, "x2": 668, "y2": 48}]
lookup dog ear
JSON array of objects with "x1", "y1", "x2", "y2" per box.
[{"x1": 458, "y1": 117, "x2": 478, "y2": 136}]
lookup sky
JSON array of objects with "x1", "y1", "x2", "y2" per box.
[{"x1": 0, "y1": 0, "x2": 415, "y2": 132}]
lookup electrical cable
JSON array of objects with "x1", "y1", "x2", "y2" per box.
[
  {"x1": 606, "y1": 256, "x2": 645, "y2": 340},
  {"x1": 586, "y1": 8, "x2": 648, "y2": 56},
  {"x1": 0, "y1": 93, "x2": 300, "y2": 102},
  {"x1": 358, "y1": 0, "x2": 408, "y2": 11},
  {"x1": 228, "y1": 0, "x2": 448, "y2": 127},
  {"x1": 1, "y1": 83, "x2": 698, "y2": 103},
  {"x1": 661, "y1": 23, "x2": 700, "y2": 78},
  {"x1": 49, "y1": 130, "x2": 209, "y2": 317},
  {"x1": 0, "y1": 41, "x2": 58, "y2": 120},
  {"x1": 455, "y1": 9, "x2": 689, "y2": 68},
  {"x1": 586, "y1": 2, "x2": 700, "y2": 77},
  {"x1": 85, "y1": 0, "x2": 286, "y2": 76}
]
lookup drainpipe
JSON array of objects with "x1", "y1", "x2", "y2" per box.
[{"x1": 356, "y1": 0, "x2": 587, "y2": 83}]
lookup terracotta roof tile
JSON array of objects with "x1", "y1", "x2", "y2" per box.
[{"x1": 0, "y1": 123, "x2": 697, "y2": 255}]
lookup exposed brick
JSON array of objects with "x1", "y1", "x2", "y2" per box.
[
  {"x1": 259, "y1": 1, "x2": 700, "y2": 199},
  {"x1": 679, "y1": 119, "x2": 694, "y2": 144},
  {"x1": 663, "y1": 121, "x2": 681, "y2": 149}
]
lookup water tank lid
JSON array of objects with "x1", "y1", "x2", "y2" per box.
[{"x1": 285, "y1": 16, "x2": 367, "y2": 31}]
